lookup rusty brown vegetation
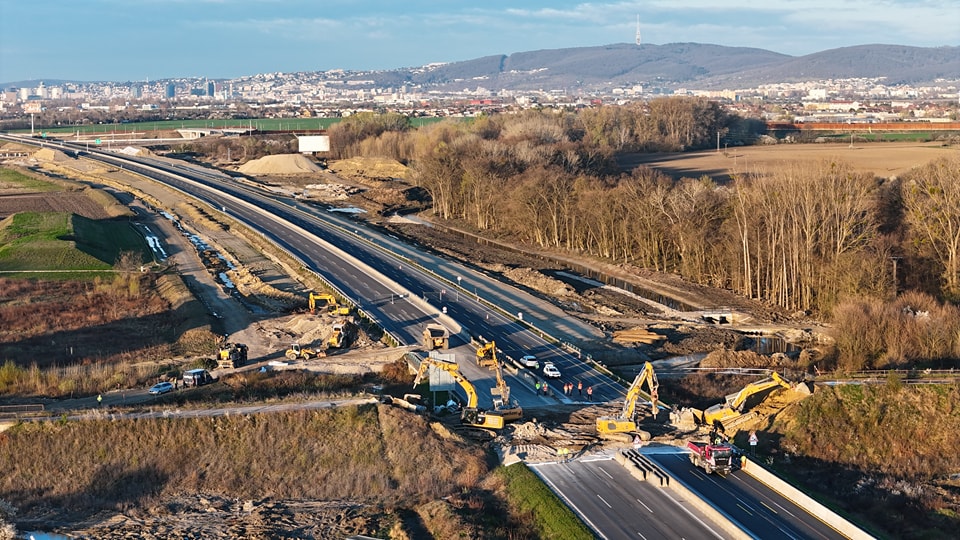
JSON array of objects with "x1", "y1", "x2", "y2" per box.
[
  {"x1": 3, "y1": 103, "x2": 959, "y2": 537},
  {"x1": 778, "y1": 382, "x2": 960, "y2": 537},
  {"x1": 0, "y1": 276, "x2": 216, "y2": 395},
  {"x1": 0, "y1": 403, "x2": 489, "y2": 534}
]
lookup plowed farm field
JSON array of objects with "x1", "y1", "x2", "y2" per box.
[
  {"x1": 618, "y1": 141, "x2": 955, "y2": 182},
  {"x1": 0, "y1": 191, "x2": 112, "y2": 220}
]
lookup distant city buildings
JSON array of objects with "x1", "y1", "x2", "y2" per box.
[{"x1": 0, "y1": 70, "x2": 957, "y2": 123}]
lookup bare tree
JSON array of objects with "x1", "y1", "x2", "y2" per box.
[{"x1": 902, "y1": 156, "x2": 960, "y2": 299}]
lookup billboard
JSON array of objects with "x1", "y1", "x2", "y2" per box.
[{"x1": 297, "y1": 135, "x2": 330, "y2": 153}]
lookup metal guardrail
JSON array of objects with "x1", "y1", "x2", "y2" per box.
[{"x1": 0, "y1": 404, "x2": 45, "y2": 419}]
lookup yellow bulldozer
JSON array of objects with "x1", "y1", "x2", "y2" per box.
[
  {"x1": 217, "y1": 342, "x2": 249, "y2": 370},
  {"x1": 285, "y1": 343, "x2": 324, "y2": 360}
]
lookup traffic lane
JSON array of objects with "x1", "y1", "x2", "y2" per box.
[
  {"x1": 316, "y1": 208, "x2": 602, "y2": 342},
  {"x1": 223, "y1": 198, "x2": 431, "y2": 345},
  {"x1": 98, "y1": 151, "x2": 623, "y2": 399},
  {"x1": 649, "y1": 449, "x2": 847, "y2": 540},
  {"x1": 533, "y1": 457, "x2": 726, "y2": 540}
]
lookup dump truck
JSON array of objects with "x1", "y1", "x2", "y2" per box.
[
  {"x1": 476, "y1": 341, "x2": 498, "y2": 369},
  {"x1": 217, "y1": 342, "x2": 249, "y2": 369},
  {"x1": 328, "y1": 323, "x2": 346, "y2": 348},
  {"x1": 687, "y1": 440, "x2": 735, "y2": 476},
  {"x1": 422, "y1": 324, "x2": 449, "y2": 350}
]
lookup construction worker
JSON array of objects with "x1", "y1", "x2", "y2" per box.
[
  {"x1": 97, "y1": 394, "x2": 102, "y2": 406},
  {"x1": 577, "y1": 381, "x2": 583, "y2": 397},
  {"x1": 556, "y1": 447, "x2": 563, "y2": 464},
  {"x1": 586, "y1": 386, "x2": 593, "y2": 401},
  {"x1": 535, "y1": 381, "x2": 541, "y2": 394},
  {"x1": 741, "y1": 454, "x2": 748, "y2": 470}
]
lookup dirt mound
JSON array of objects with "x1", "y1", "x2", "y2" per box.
[
  {"x1": 238, "y1": 154, "x2": 323, "y2": 176},
  {"x1": 31, "y1": 147, "x2": 73, "y2": 163},
  {"x1": 328, "y1": 157, "x2": 408, "y2": 183},
  {"x1": 503, "y1": 267, "x2": 575, "y2": 297}
]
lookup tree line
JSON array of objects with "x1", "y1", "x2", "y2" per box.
[
  {"x1": 328, "y1": 102, "x2": 958, "y2": 310},
  {"x1": 192, "y1": 100, "x2": 960, "y2": 368}
]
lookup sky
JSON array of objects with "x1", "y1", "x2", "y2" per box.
[{"x1": 1, "y1": 0, "x2": 958, "y2": 84}]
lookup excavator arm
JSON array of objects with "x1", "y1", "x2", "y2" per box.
[
  {"x1": 702, "y1": 371, "x2": 792, "y2": 427},
  {"x1": 413, "y1": 358, "x2": 510, "y2": 429},
  {"x1": 597, "y1": 362, "x2": 659, "y2": 435},
  {"x1": 727, "y1": 372, "x2": 791, "y2": 412},
  {"x1": 413, "y1": 358, "x2": 479, "y2": 409},
  {"x1": 621, "y1": 361, "x2": 659, "y2": 421}
]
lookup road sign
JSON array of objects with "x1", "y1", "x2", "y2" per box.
[{"x1": 95, "y1": 138, "x2": 102, "y2": 145}]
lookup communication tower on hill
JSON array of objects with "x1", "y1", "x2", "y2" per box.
[{"x1": 635, "y1": 14, "x2": 642, "y2": 46}]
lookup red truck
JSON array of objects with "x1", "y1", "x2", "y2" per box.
[{"x1": 687, "y1": 440, "x2": 735, "y2": 476}]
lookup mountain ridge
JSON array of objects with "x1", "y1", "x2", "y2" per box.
[
  {"x1": 4, "y1": 43, "x2": 957, "y2": 92},
  {"x1": 398, "y1": 42, "x2": 958, "y2": 91}
]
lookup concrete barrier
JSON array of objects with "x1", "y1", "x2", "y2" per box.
[
  {"x1": 741, "y1": 457, "x2": 873, "y2": 540},
  {"x1": 615, "y1": 451, "x2": 751, "y2": 540}
]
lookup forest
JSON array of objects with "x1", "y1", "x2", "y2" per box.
[{"x1": 199, "y1": 98, "x2": 960, "y2": 371}]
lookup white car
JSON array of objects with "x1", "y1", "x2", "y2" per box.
[
  {"x1": 520, "y1": 355, "x2": 539, "y2": 369},
  {"x1": 542, "y1": 362, "x2": 561, "y2": 379}
]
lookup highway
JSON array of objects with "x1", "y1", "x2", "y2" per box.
[
  {"x1": 1, "y1": 134, "x2": 861, "y2": 539},
  {"x1": 17, "y1": 136, "x2": 625, "y2": 404},
  {"x1": 532, "y1": 455, "x2": 727, "y2": 539},
  {"x1": 646, "y1": 446, "x2": 848, "y2": 539}
]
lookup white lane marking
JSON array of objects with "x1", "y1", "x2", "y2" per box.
[
  {"x1": 597, "y1": 494, "x2": 613, "y2": 508},
  {"x1": 636, "y1": 498, "x2": 653, "y2": 513}
]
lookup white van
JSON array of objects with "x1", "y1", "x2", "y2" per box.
[{"x1": 182, "y1": 368, "x2": 213, "y2": 387}]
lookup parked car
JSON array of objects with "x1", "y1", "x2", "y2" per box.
[
  {"x1": 542, "y1": 362, "x2": 561, "y2": 379},
  {"x1": 520, "y1": 355, "x2": 539, "y2": 369},
  {"x1": 149, "y1": 381, "x2": 173, "y2": 395}
]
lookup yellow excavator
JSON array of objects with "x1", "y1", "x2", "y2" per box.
[
  {"x1": 700, "y1": 372, "x2": 792, "y2": 429},
  {"x1": 308, "y1": 292, "x2": 350, "y2": 315},
  {"x1": 490, "y1": 354, "x2": 523, "y2": 423},
  {"x1": 597, "y1": 361, "x2": 659, "y2": 435},
  {"x1": 476, "y1": 341, "x2": 498, "y2": 369},
  {"x1": 413, "y1": 358, "x2": 512, "y2": 430}
]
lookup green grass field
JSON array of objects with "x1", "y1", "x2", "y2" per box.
[
  {"x1": 0, "y1": 168, "x2": 63, "y2": 192},
  {"x1": 0, "y1": 212, "x2": 149, "y2": 277}
]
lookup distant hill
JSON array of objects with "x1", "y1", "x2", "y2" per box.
[
  {"x1": 4, "y1": 43, "x2": 957, "y2": 93},
  {"x1": 361, "y1": 43, "x2": 959, "y2": 92}
]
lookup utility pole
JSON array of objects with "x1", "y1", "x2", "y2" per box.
[{"x1": 717, "y1": 131, "x2": 720, "y2": 153}]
